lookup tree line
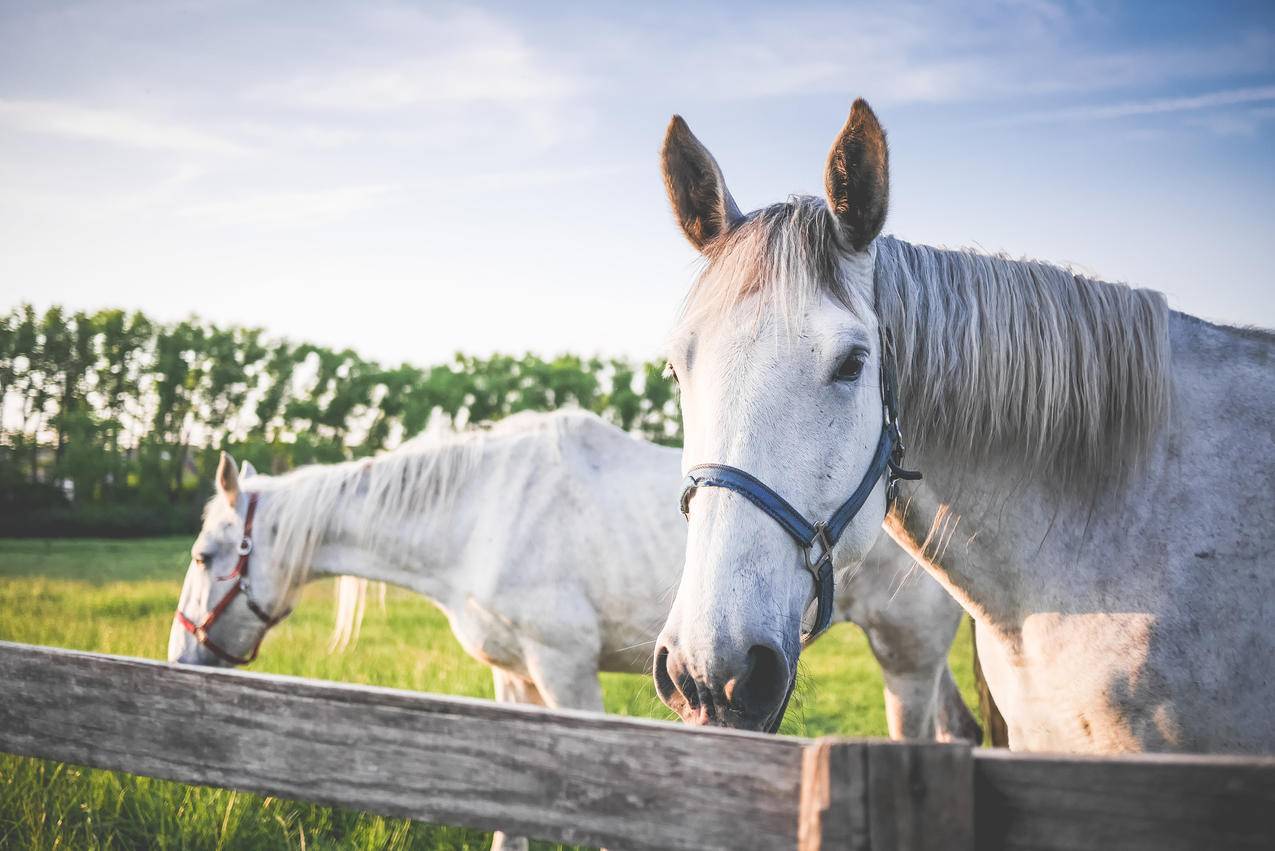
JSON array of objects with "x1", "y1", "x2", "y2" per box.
[{"x1": 0, "y1": 305, "x2": 679, "y2": 536}]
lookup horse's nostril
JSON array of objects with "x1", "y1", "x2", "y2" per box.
[
  {"x1": 727, "y1": 644, "x2": 787, "y2": 715},
  {"x1": 654, "y1": 646, "x2": 681, "y2": 707},
  {"x1": 655, "y1": 644, "x2": 703, "y2": 715}
]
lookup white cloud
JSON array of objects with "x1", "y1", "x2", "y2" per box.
[
  {"x1": 176, "y1": 185, "x2": 395, "y2": 229},
  {"x1": 1000, "y1": 85, "x2": 1275, "y2": 125},
  {"x1": 0, "y1": 99, "x2": 249, "y2": 155},
  {"x1": 247, "y1": 10, "x2": 582, "y2": 112},
  {"x1": 591, "y1": 5, "x2": 1275, "y2": 106},
  {"x1": 252, "y1": 52, "x2": 582, "y2": 112}
]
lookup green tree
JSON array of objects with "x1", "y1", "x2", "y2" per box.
[{"x1": 0, "y1": 303, "x2": 686, "y2": 535}]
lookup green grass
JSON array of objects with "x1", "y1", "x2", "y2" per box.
[{"x1": 0, "y1": 537, "x2": 979, "y2": 849}]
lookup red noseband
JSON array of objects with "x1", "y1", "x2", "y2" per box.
[{"x1": 175, "y1": 493, "x2": 290, "y2": 665}]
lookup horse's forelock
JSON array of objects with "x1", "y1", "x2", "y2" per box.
[{"x1": 675, "y1": 196, "x2": 874, "y2": 338}]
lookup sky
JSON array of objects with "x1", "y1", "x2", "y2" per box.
[{"x1": 1, "y1": 1, "x2": 1272, "y2": 365}]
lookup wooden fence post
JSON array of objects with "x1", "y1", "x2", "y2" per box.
[
  {"x1": 800, "y1": 738, "x2": 870, "y2": 850},
  {"x1": 799, "y1": 739, "x2": 974, "y2": 851}
]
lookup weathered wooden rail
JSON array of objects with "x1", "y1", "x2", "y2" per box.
[{"x1": 1, "y1": 641, "x2": 1273, "y2": 850}]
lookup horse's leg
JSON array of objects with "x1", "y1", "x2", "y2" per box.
[
  {"x1": 521, "y1": 642, "x2": 606, "y2": 713},
  {"x1": 492, "y1": 667, "x2": 546, "y2": 705},
  {"x1": 519, "y1": 647, "x2": 622, "y2": 851},
  {"x1": 860, "y1": 589, "x2": 979, "y2": 742},
  {"x1": 970, "y1": 620, "x2": 1010, "y2": 747},
  {"x1": 489, "y1": 669, "x2": 544, "y2": 851},
  {"x1": 488, "y1": 662, "x2": 609, "y2": 851},
  {"x1": 848, "y1": 536, "x2": 981, "y2": 742},
  {"x1": 934, "y1": 663, "x2": 984, "y2": 744},
  {"x1": 877, "y1": 663, "x2": 941, "y2": 740},
  {"x1": 869, "y1": 633, "x2": 984, "y2": 743}
]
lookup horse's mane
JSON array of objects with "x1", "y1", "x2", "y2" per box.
[
  {"x1": 237, "y1": 409, "x2": 607, "y2": 640},
  {"x1": 678, "y1": 195, "x2": 1171, "y2": 486}
]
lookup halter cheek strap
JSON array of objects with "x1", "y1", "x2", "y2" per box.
[
  {"x1": 175, "y1": 493, "x2": 291, "y2": 666},
  {"x1": 678, "y1": 334, "x2": 921, "y2": 645}
]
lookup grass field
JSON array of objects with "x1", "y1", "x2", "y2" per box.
[{"x1": 0, "y1": 537, "x2": 979, "y2": 850}]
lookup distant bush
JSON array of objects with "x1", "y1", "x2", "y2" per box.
[
  {"x1": 0, "y1": 501, "x2": 201, "y2": 539},
  {"x1": 0, "y1": 479, "x2": 68, "y2": 513}
]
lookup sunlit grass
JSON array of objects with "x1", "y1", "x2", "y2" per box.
[{"x1": 0, "y1": 537, "x2": 978, "y2": 849}]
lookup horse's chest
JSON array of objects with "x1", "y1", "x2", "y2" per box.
[{"x1": 995, "y1": 613, "x2": 1180, "y2": 752}]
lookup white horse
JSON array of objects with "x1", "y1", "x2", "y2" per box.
[
  {"x1": 169, "y1": 409, "x2": 975, "y2": 741},
  {"x1": 168, "y1": 410, "x2": 977, "y2": 846},
  {"x1": 654, "y1": 98, "x2": 1275, "y2": 753}
]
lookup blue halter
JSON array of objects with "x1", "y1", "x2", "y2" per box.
[{"x1": 678, "y1": 333, "x2": 920, "y2": 645}]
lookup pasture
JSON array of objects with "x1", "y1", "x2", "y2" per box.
[{"x1": 0, "y1": 537, "x2": 978, "y2": 850}]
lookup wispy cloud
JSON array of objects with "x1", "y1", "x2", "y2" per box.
[
  {"x1": 250, "y1": 52, "x2": 582, "y2": 112},
  {"x1": 0, "y1": 99, "x2": 248, "y2": 155},
  {"x1": 176, "y1": 185, "x2": 395, "y2": 229},
  {"x1": 999, "y1": 85, "x2": 1275, "y2": 125},
  {"x1": 594, "y1": 5, "x2": 1275, "y2": 106},
  {"x1": 247, "y1": 10, "x2": 582, "y2": 112}
]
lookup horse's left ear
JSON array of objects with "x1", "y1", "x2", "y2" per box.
[
  {"x1": 240, "y1": 460, "x2": 258, "y2": 480},
  {"x1": 824, "y1": 98, "x2": 889, "y2": 252},
  {"x1": 216, "y1": 452, "x2": 240, "y2": 506}
]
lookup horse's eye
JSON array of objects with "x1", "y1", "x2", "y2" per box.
[
  {"x1": 663, "y1": 361, "x2": 679, "y2": 385},
  {"x1": 834, "y1": 349, "x2": 869, "y2": 382},
  {"x1": 193, "y1": 552, "x2": 212, "y2": 568}
]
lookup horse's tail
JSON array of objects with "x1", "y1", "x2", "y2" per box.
[
  {"x1": 329, "y1": 576, "x2": 369, "y2": 653},
  {"x1": 971, "y1": 618, "x2": 1010, "y2": 747}
]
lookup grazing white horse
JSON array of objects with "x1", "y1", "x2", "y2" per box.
[
  {"x1": 168, "y1": 410, "x2": 977, "y2": 734},
  {"x1": 168, "y1": 410, "x2": 977, "y2": 847},
  {"x1": 654, "y1": 97, "x2": 1275, "y2": 753}
]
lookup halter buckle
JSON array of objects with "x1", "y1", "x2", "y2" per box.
[
  {"x1": 679, "y1": 475, "x2": 698, "y2": 519},
  {"x1": 802, "y1": 522, "x2": 834, "y2": 581},
  {"x1": 237, "y1": 536, "x2": 254, "y2": 557}
]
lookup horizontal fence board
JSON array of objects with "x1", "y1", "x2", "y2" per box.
[
  {"x1": 974, "y1": 749, "x2": 1275, "y2": 850},
  {"x1": 5, "y1": 641, "x2": 1275, "y2": 850},
  {"x1": 0, "y1": 641, "x2": 807, "y2": 850}
]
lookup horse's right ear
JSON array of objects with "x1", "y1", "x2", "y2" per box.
[
  {"x1": 661, "y1": 115, "x2": 743, "y2": 251},
  {"x1": 217, "y1": 452, "x2": 239, "y2": 506}
]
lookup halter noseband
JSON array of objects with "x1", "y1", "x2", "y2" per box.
[
  {"x1": 175, "y1": 493, "x2": 290, "y2": 666},
  {"x1": 678, "y1": 330, "x2": 921, "y2": 645}
]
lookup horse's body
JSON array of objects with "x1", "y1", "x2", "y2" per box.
[
  {"x1": 654, "y1": 98, "x2": 1275, "y2": 753},
  {"x1": 897, "y1": 311, "x2": 1275, "y2": 753},
  {"x1": 169, "y1": 410, "x2": 977, "y2": 742}
]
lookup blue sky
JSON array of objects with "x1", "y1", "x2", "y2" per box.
[{"x1": 1, "y1": 1, "x2": 1272, "y2": 364}]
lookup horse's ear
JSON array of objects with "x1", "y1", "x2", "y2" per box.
[
  {"x1": 216, "y1": 451, "x2": 240, "y2": 506},
  {"x1": 239, "y1": 460, "x2": 258, "y2": 480},
  {"x1": 824, "y1": 98, "x2": 889, "y2": 252},
  {"x1": 661, "y1": 115, "x2": 743, "y2": 251}
]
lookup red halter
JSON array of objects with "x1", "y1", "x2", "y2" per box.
[{"x1": 174, "y1": 493, "x2": 290, "y2": 666}]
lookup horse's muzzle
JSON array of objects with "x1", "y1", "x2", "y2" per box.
[{"x1": 654, "y1": 638, "x2": 792, "y2": 731}]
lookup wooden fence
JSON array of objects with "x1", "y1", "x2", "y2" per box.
[{"x1": 1, "y1": 641, "x2": 1273, "y2": 849}]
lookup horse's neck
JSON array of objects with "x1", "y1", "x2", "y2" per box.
[
  {"x1": 893, "y1": 310, "x2": 1275, "y2": 634},
  {"x1": 287, "y1": 440, "x2": 510, "y2": 610}
]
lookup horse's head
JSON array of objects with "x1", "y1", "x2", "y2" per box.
[
  {"x1": 168, "y1": 452, "x2": 293, "y2": 667},
  {"x1": 654, "y1": 100, "x2": 895, "y2": 731}
]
